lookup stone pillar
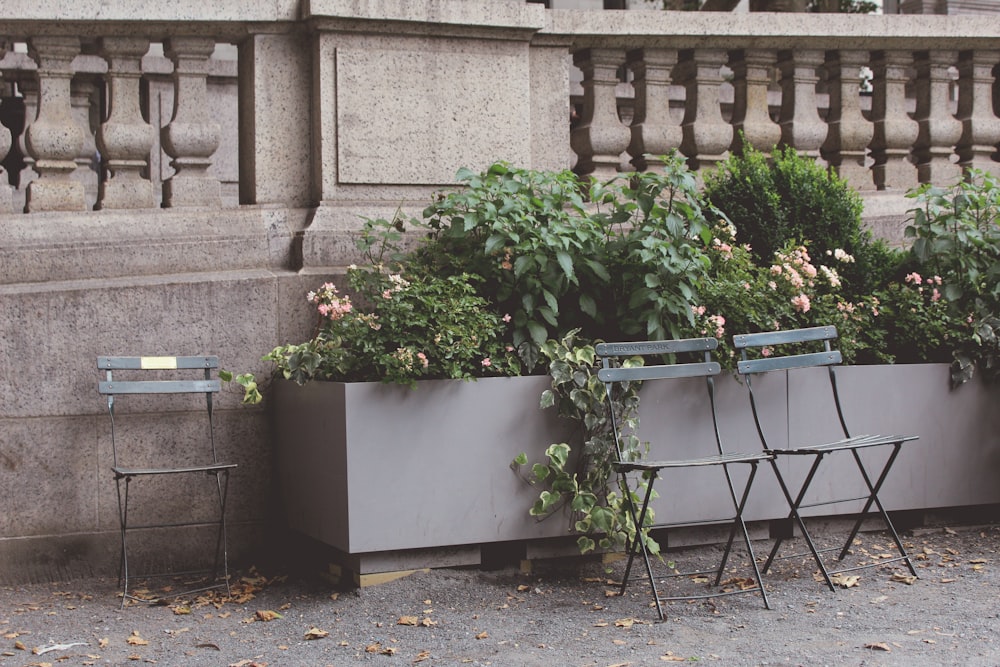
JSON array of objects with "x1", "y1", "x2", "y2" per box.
[
  {"x1": 626, "y1": 48, "x2": 682, "y2": 171},
  {"x1": 729, "y1": 49, "x2": 781, "y2": 154},
  {"x1": 97, "y1": 37, "x2": 156, "y2": 209},
  {"x1": 161, "y1": 37, "x2": 221, "y2": 207},
  {"x1": 0, "y1": 42, "x2": 12, "y2": 213},
  {"x1": 677, "y1": 48, "x2": 732, "y2": 172},
  {"x1": 70, "y1": 77, "x2": 100, "y2": 210},
  {"x1": 913, "y1": 50, "x2": 963, "y2": 184},
  {"x1": 956, "y1": 50, "x2": 1000, "y2": 175},
  {"x1": 777, "y1": 49, "x2": 827, "y2": 160},
  {"x1": 570, "y1": 48, "x2": 630, "y2": 178},
  {"x1": 24, "y1": 36, "x2": 86, "y2": 212},
  {"x1": 821, "y1": 50, "x2": 875, "y2": 190}
]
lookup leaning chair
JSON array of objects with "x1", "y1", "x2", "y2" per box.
[
  {"x1": 98, "y1": 355, "x2": 236, "y2": 607},
  {"x1": 596, "y1": 337, "x2": 771, "y2": 621},
  {"x1": 732, "y1": 326, "x2": 919, "y2": 589}
]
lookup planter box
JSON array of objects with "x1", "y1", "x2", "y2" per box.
[{"x1": 273, "y1": 365, "x2": 1000, "y2": 572}]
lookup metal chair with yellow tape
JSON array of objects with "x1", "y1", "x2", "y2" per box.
[{"x1": 98, "y1": 355, "x2": 236, "y2": 607}]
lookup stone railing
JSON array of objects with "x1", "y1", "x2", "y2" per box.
[{"x1": 551, "y1": 11, "x2": 1000, "y2": 194}]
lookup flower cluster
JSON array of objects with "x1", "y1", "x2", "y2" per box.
[{"x1": 265, "y1": 264, "x2": 521, "y2": 388}]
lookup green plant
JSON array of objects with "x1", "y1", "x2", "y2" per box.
[
  {"x1": 408, "y1": 156, "x2": 714, "y2": 372},
  {"x1": 512, "y1": 332, "x2": 659, "y2": 557},
  {"x1": 906, "y1": 170, "x2": 1000, "y2": 383},
  {"x1": 703, "y1": 144, "x2": 896, "y2": 299}
]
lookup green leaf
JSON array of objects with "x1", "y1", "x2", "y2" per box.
[{"x1": 512, "y1": 452, "x2": 528, "y2": 466}]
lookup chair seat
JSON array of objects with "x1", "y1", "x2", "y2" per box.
[
  {"x1": 113, "y1": 462, "x2": 237, "y2": 478},
  {"x1": 616, "y1": 451, "x2": 771, "y2": 472},
  {"x1": 769, "y1": 433, "x2": 918, "y2": 456}
]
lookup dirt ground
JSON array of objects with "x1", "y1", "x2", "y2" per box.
[{"x1": 1, "y1": 522, "x2": 999, "y2": 667}]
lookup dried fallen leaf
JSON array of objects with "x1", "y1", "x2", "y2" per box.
[
  {"x1": 98, "y1": 639, "x2": 109, "y2": 649},
  {"x1": 14, "y1": 641, "x2": 26, "y2": 651},
  {"x1": 254, "y1": 610, "x2": 282, "y2": 622},
  {"x1": 420, "y1": 618, "x2": 437, "y2": 627},
  {"x1": 366, "y1": 643, "x2": 383, "y2": 653},
  {"x1": 614, "y1": 618, "x2": 635, "y2": 628},
  {"x1": 831, "y1": 574, "x2": 860, "y2": 588},
  {"x1": 475, "y1": 632, "x2": 489, "y2": 640},
  {"x1": 398, "y1": 616, "x2": 419, "y2": 626},
  {"x1": 660, "y1": 656, "x2": 687, "y2": 662},
  {"x1": 303, "y1": 627, "x2": 328, "y2": 640},
  {"x1": 891, "y1": 573, "x2": 917, "y2": 585},
  {"x1": 864, "y1": 642, "x2": 892, "y2": 652},
  {"x1": 171, "y1": 606, "x2": 191, "y2": 616},
  {"x1": 414, "y1": 650, "x2": 431, "y2": 663},
  {"x1": 381, "y1": 647, "x2": 398, "y2": 656},
  {"x1": 125, "y1": 632, "x2": 148, "y2": 647}
]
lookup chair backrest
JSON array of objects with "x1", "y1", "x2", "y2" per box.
[
  {"x1": 732, "y1": 325, "x2": 851, "y2": 447},
  {"x1": 98, "y1": 356, "x2": 221, "y2": 467},
  {"x1": 596, "y1": 337, "x2": 723, "y2": 463}
]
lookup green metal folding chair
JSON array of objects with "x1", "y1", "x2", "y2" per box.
[
  {"x1": 733, "y1": 326, "x2": 919, "y2": 589},
  {"x1": 98, "y1": 355, "x2": 236, "y2": 607},
  {"x1": 597, "y1": 337, "x2": 771, "y2": 621}
]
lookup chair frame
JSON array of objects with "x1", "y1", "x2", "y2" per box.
[
  {"x1": 597, "y1": 337, "x2": 771, "y2": 621},
  {"x1": 98, "y1": 355, "x2": 236, "y2": 608},
  {"x1": 733, "y1": 326, "x2": 919, "y2": 589}
]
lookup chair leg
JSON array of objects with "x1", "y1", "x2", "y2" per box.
[
  {"x1": 764, "y1": 455, "x2": 837, "y2": 591},
  {"x1": 618, "y1": 472, "x2": 664, "y2": 621},
  {"x1": 118, "y1": 476, "x2": 132, "y2": 609},
  {"x1": 720, "y1": 463, "x2": 771, "y2": 610},
  {"x1": 835, "y1": 445, "x2": 917, "y2": 578},
  {"x1": 211, "y1": 469, "x2": 233, "y2": 596}
]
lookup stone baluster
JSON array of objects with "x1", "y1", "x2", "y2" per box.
[
  {"x1": 676, "y1": 48, "x2": 732, "y2": 172},
  {"x1": 570, "y1": 48, "x2": 630, "y2": 178},
  {"x1": 14, "y1": 78, "x2": 39, "y2": 212},
  {"x1": 626, "y1": 48, "x2": 682, "y2": 171},
  {"x1": 0, "y1": 42, "x2": 11, "y2": 213},
  {"x1": 24, "y1": 36, "x2": 86, "y2": 212},
  {"x1": 729, "y1": 49, "x2": 781, "y2": 154},
  {"x1": 70, "y1": 76, "x2": 100, "y2": 210},
  {"x1": 161, "y1": 37, "x2": 221, "y2": 207},
  {"x1": 956, "y1": 50, "x2": 1000, "y2": 175},
  {"x1": 870, "y1": 51, "x2": 919, "y2": 191},
  {"x1": 821, "y1": 50, "x2": 875, "y2": 191},
  {"x1": 777, "y1": 49, "x2": 827, "y2": 160},
  {"x1": 913, "y1": 50, "x2": 963, "y2": 184},
  {"x1": 97, "y1": 37, "x2": 156, "y2": 209}
]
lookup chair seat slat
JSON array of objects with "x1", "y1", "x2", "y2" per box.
[
  {"x1": 99, "y1": 356, "x2": 219, "y2": 370},
  {"x1": 732, "y1": 326, "x2": 837, "y2": 349},
  {"x1": 770, "y1": 433, "x2": 918, "y2": 455},
  {"x1": 596, "y1": 338, "x2": 717, "y2": 356},
  {"x1": 113, "y1": 463, "x2": 237, "y2": 477}
]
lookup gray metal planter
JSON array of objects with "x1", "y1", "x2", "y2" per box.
[{"x1": 272, "y1": 365, "x2": 1000, "y2": 574}]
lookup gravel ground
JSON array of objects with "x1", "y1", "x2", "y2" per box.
[{"x1": 2, "y1": 523, "x2": 999, "y2": 667}]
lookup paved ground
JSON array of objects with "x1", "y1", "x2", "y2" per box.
[{"x1": 1, "y1": 523, "x2": 999, "y2": 666}]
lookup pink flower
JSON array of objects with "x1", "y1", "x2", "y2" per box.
[
  {"x1": 761, "y1": 347, "x2": 773, "y2": 358},
  {"x1": 481, "y1": 358, "x2": 492, "y2": 367},
  {"x1": 931, "y1": 288, "x2": 941, "y2": 302},
  {"x1": 382, "y1": 290, "x2": 393, "y2": 299},
  {"x1": 791, "y1": 294, "x2": 811, "y2": 313},
  {"x1": 905, "y1": 272, "x2": 923, "y2": 285},
  {"x1": 692, "y1": 305, "x2": 707, "y2": 317},
  {"x1": 502, "y1": 313, "x2": 512, "y2": 323},
  {"x1": 417, "y1": 352, "x2": 429, "y2": 369}
]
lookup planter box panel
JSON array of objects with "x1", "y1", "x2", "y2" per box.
[
  {"x1": 787, "y1": 365, "x2": 1000, "y2": 515},
  {"x1": 274, "y1": 376, "x2": 575, "y2": 554}
]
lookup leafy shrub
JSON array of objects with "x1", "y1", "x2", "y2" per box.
[
  {"x1": 703, "y1": 144, "x2": 900, "y2": 299},
  {"x1": 906, "y1": 170, "x2": 1000, "y2": 383},
  {"x1": 408, "y1": 156, "x2": 715, "y2": 371}
]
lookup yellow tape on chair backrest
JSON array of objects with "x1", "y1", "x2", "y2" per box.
[{"x1": 140, "y1": 356, "x2": 178, "y2": 370}]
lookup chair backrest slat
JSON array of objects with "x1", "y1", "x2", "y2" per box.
[
  {"x1": 737, "y1": 350, "x2": 842, "y2": 375},
  {"x1": 99, "y1": 380, "x2": 221, "y2": 395},
  {"x1": 599, "y1": 361, "x2": 720, "y2": 383},
  {"x1": 98, "y1": 356, "x2": 218, "y2": 370},
  {"x1": 596, "y1": 338, "x2": 717, "y2": 357},
  {"x1": 732, "y1": 325, "x2": 837, "y2": 350}
]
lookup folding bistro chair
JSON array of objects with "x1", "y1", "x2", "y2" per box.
[
  {"x1": 732, "y1": 326, "x2": 919, "y2": 589},
  {"x1": 98, "y1": 355, "x2": 236, "y2": 607},
  {"x1": 596, "y1": 337, "x2": 771, "y2": 621}
]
